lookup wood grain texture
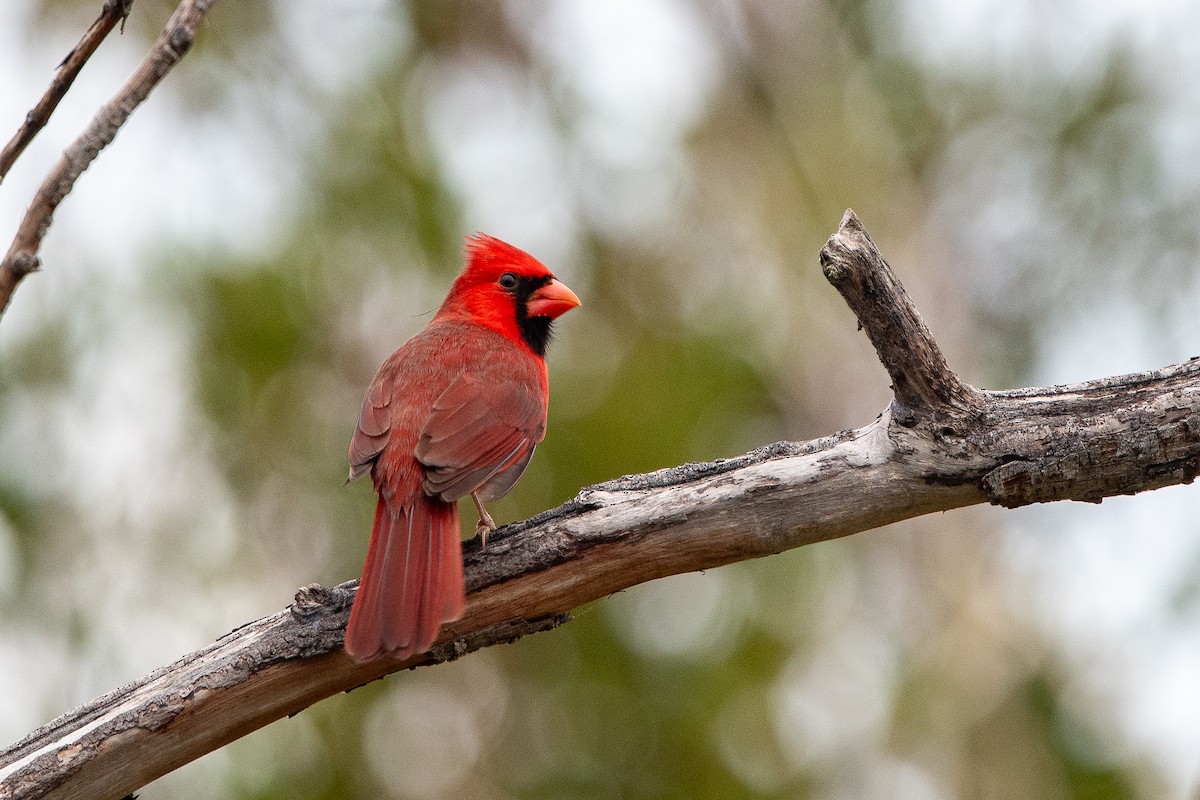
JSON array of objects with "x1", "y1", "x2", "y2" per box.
[{"x1": 3, "y1": 210, "x2": 1199, "y2": 799}]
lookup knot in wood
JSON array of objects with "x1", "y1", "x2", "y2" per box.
[
  {"x1": 9, "y1": 252, "x2": 40, "y2": 277},
  {"x1": 290, "y1": 583, "x2": 354, "y2": 619}
]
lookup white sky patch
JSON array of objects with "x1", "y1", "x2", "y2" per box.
[
  {"x1": 272, "y1": 0, "x2": 410, "y2": 97},
  {"x1": 1003, "y1": 485, "x2": 1200, "y2": 793},
  {"x1": 534, "y1": 0, "x2": 719, "y2": 159},
  {"x1": 1119, "y1": 632, "x2": 1200, "y2": 791},
  {"x1": 0, "y1": 0, "x2": 405, "y2": 288},
  {"x1": 524, "y1": 0, "x2": 720, "y2": 239},
  {"x1": 895, "y1": 0, "x2": 1199, "y2": 81},
  {"x1": 1032, "y1": 297, "x2": 1164, "y2": 387},
  {"x1": 423, "y1": 57, "x2": 576, "y2": 251}
]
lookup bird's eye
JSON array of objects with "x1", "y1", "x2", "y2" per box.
[{"x1": 498, "y1": 273, "x2": 519, "y2": 290}]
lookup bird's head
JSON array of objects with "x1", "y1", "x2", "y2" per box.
[{"x1": 442, "y1": 234, "x2": 581, "y2": 357}]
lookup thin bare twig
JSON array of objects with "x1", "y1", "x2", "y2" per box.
[
  {"x1": 0, "y1": 0, "x2": 219, "y2": 320},
  {"x1": 0, "y1": 0, "x2": 134, "y2": 184}
]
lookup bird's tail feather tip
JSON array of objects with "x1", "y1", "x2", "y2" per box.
[{"x1": 344, "y1": 497, "x2": 466, "y2": 664}]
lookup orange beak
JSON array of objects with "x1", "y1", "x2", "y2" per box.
[{"x1": 526, "y1": 278, "x2": 581, "y2": 319}]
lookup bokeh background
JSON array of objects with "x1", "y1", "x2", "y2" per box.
[{"x1": 3, "y1": 1, "x2": 1200, "y2": 798}]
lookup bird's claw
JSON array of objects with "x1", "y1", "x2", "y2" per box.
[
  {"x1": 476, "y1": 516, "x2": 496, "y2": 550},
  {"x1": 472, "y1": 491, "x2": 496, "y2": 550}
]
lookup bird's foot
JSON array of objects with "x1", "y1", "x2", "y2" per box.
[
  {"x1": 472, "y1": 492, "x2": 497, "y2": 550},
  {"x1": 476, "y1": 517, "x2": 497, "y2": 550}
]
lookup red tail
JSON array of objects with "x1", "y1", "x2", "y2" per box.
[{"x1": 345, "y1": 496, "x2": 466, "y2": 661}]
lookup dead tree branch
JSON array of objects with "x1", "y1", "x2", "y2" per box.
[
  {"x1": 0, "y1": 0, "x2": 218, "y2": 319},
  {"x1": 0, "y1": 0, "x2": 134, "y2": 184},
  {"x1": 2, "y1": 210, "x2": 1199, "y2": 800}
]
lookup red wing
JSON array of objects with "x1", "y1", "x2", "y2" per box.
[
  {"x1": 347, "y1": 371, "x2": 392, "y2": 482},
  {"x1": 415, "y1": 368, "x2": 546, "y2": 502}
]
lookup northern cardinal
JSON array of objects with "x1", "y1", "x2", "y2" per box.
[{"x1": 344, "y1": 235, "x2": 580, "y2": 661}]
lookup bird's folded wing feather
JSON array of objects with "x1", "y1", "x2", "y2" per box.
[
  {"x1": 415, "y1": 369, "x2": 546, "y2": 502},
  {"x1": 348, "y1": 373, "x2": 393, "y2": 482}
]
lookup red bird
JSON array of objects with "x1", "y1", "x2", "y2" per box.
[{"x1": 344, "y1": 235, "x2": 580, "y2": 661}]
